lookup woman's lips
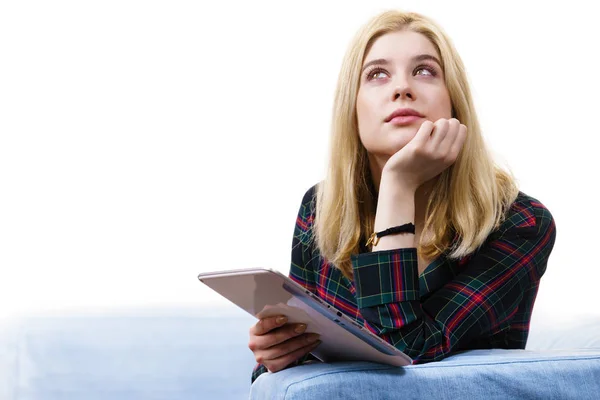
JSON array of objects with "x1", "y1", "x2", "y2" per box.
[{"x1": 388, "y1": 115, "x2": 423, "y2": 125}]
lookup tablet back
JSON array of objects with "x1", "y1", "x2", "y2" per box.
[{"x1": 198, "y1": 268, "x2": 412, "y2": 367}]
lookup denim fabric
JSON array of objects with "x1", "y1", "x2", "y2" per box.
[{"x1": 250, "y1": 349, "x2": 600, "y2": 400}]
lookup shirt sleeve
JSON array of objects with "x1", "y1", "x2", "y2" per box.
[
  {"x1": 251, "y1": 185, "x2": 320, "y2": 384},
  {"x1": 351, "y1": 197, "x2": 557, "y2": 363}
]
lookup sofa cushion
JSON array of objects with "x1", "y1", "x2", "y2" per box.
[{"x1": 250, "y1": 349, "x2": 600, "y2": 400}]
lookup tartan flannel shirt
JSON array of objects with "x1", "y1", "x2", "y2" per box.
[{"x1": 252, "y1": 183, "x2": 557, "y2": 383}]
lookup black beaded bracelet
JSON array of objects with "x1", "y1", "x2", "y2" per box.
[{"x1": 366, "y1": 223, "x2": 416, "y2": 247}]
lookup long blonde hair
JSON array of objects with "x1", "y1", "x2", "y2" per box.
[{"x1": 313, "y1": 10, "x2": 519, "y2": 278}]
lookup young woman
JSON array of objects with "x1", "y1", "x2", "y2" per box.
[{"x1": 248, "y1": 9, "x2": 556, "y2": 383}]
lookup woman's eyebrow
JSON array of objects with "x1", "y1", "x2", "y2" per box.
[{"x1": 361, "y1": 54, "x2": 442, "y2": 73}]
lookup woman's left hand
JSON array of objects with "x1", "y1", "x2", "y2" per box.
[{"x1": 382, "y1": 118, "x2": 467, "y2": 191}]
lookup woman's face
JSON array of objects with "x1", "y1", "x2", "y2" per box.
[{"x1": 356, "y1": 30, "x2": 453, "y2": 159}]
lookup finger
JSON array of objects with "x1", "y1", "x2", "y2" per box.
[
  {"x1": 411, "y1": 120, "x2": 435, "y2": 147},
  {"x1": 260, "y1": 332, "x2": 320, "y2": 362},
  {"x1": 448, "y1": 124, "x2": 467, "y2": 161},
  {"x1": 438, "y1": 118, "x2": 460, "y2": 154},
  {"x1": 250, "y1": 315, "x2": 288, "y2": 336},
  {"x1": 264, "y1": 339, "x2": 322, "y2": 373},
  {"x1": 429, "y1": 118, "x2": 450, "y2": 149},
  {"x1": 250, "y1": 323, "x2": 307, "y2": 351}
]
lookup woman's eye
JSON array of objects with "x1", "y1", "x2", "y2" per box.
[
  {"x1": 366, "y1": 68, "x2": 387, "y2": 80},
  {"x1": 415, "y1": 66, "x2": 437, "y2": 76}
]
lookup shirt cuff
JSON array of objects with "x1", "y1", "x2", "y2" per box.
[{"x1": 351, "y1": 248, "x2": 420, "y2": 308}]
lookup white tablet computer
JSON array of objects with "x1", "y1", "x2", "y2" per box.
[{"x1": 198, "y1": 267, "x2": 412, "y2": 367}]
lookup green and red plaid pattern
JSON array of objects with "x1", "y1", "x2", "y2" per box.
[{"x1": 252, "y1": 184, "x2": 556, "y2": 383}]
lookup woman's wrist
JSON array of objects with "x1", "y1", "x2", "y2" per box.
[
  {"x1": 372, "y1": 172, "x2": 417, "y2": 251},
  {"x1": 375, "y1": 173, "x2": 416, "y2": 224},
  {"x1": 379, "y1": 168, "x2": 419, "y2": 195}
]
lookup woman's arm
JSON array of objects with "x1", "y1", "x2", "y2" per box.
[{"x1": 352, "y1": 194, "x2": 556, "y2": 362}]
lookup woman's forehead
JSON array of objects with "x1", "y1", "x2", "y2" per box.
[{"x1": 365, "y1": 31, "x2": 438, "y2": 64}]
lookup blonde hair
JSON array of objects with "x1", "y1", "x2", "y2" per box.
[{"x1": 313, "y1": 10, "x2": 519, "y2": 279}]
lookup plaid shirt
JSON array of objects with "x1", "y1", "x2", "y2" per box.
[{"x1": 252, "y1": 183, "x2": 557, "y2": 383}]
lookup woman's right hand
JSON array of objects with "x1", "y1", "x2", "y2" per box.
[{"x1": 248, "y1": 315, "x2": 321, "y2": 373}]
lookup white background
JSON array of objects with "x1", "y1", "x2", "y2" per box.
[{"x1": 1, "y1": 0, "x2": 598, "y2": 325}]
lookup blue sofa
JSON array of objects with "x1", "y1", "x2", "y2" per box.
[
  {"x1": 1, "y1": 306, "x2": 599, "y2": 399},
  {"x1": 0, "y1": 307, "x2": 257, "y2": 399}
]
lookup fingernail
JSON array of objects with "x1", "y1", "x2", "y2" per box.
[
  {"x1": 276, "y1": 316, "x2": 287, "y2": 325},
  {"x1": 294, "y1": 324, "x2": 307, "y2": 334},
  {"x1": 311, "y1": 340, "x2": 322, "y2": 347},
  {"x1": 307, "y1": 334, "x2": 320, "y2": 343}
]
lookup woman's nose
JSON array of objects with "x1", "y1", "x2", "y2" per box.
[
  {"x1": 391, "y1": 73, "x2": 415, "y2": 100},
  {"x1": 393, "y1": 86, "x2": 414, "y2": 100}
]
